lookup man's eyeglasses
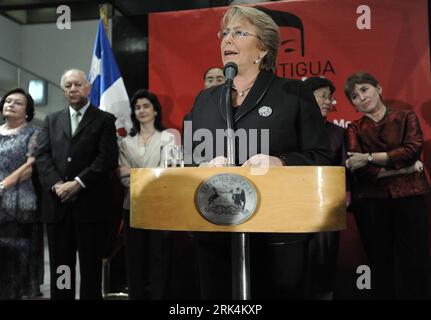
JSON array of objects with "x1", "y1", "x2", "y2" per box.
[
  {"x1": 317, "y1": 94, "x2": 335, "y2": 104},
  {"x1": 217, "y1": 29, "x2": 259, "y2": 40}
]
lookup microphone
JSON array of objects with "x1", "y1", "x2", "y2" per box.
[
  {"x1": 223, "y1": 62, "x2": 238, "y2": 85},
  {"x1": 222, "y1": 62, "x2": 237, "y2": 166}
]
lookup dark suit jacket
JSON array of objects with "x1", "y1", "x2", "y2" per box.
[
  {"x1": 185, "y1": 70, "x2": 333, "y2": 166},
  {"x1": 185, "y1": 70, "x2": 333, "y2": 242},
  {"x1": 35, "y1": 105, "x2": 119, "y2": 223}
]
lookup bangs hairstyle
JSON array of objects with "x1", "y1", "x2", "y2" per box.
[
  {"x1": 221, "y1": 5, "x2": 280, "y2": 72},
  {"x1": 344, "y1": 72, "x2": 380, "y2": 103},
  {"x1": 129, "y1": 89, "x2": 164, "y2": 136},
  {"x1": 0, "y1": 88, "x2": 35, "y2": 122}
]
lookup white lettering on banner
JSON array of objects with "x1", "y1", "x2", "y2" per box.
[
  {"x1": 333, "y1": 119, "x2": 351, "y2": 128},
  {"x1": 356, "y1": 265, "x2": 371, "y2": 290},
  {"x1": 56, "y1": 5, "x2": 71, "y2": 30},
  {"x1": 56, "y1": 265, "x2": 71, "y2": 290},
  {"x1": 356, "y1": 5, "x2": 371, "y2": 30}
]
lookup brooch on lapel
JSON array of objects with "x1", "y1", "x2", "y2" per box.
[{"x1": 258, "y1": 106, "x2": 272, "y2": 117}]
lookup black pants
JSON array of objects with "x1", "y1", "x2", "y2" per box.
[
  {"x1": 195, "y1": 233, "x2": 310, "y2": 300},
  {"x1": 353, "y1": 195, "x2": 429, "y2": 299},
  {"x1": 308, "y1": 231, "x2": 340, "y2": 298},
  {"x1": 47, "y1": 215, "x2": 108, "y2": 300},
  {"x1": 123, "y1": 210, "x2": 171, "y2": 300}
]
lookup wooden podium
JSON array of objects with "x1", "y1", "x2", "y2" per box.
[
  {"x1": 131, "y1": 166, "x2": 346, "y2": 232},
  {"x1": 130, "y1": 166, "x2": 346, "y2": 299}
]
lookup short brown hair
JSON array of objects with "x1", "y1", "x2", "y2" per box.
[
  {"x1": 344, "y1": 72, "x2": 380, "y2": 103},
  {"x1": 0, "y1": 88, "x2": 35, "y2": 122}
]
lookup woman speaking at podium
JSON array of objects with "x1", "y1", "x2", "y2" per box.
[{"x1": 185, "y1": 6, "x2": 333, "y2": 299}]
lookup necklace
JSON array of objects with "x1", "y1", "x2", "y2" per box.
[
  {"x1": 139, "y1": 130, "x2": 156, "y2": 145},
  {"x1": 232, "y1": 71, "x2": 259, "y2": 98},
  {"x1": 232, "y1": 84, "x2": 253, "y2": 97},
  {"x1": 0, "y1": 122, "x2": 27, "y2": 135}
]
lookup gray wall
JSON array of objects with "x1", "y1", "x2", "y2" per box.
[
  {"x1": 0, "y1": 18, "x2": 99, "y2": 121},
  {"x1": 0, "y1": 16, "x2": 21, "y2": 93},
  {"x1": 0, "y1": 15, "x2": 21, "y2": 63},
  {"x1": 21, "y1": 19, "x2": 99, "y2": 85}
]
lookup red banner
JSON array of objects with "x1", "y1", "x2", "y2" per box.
[
  {"x1": 149, "y1": 0, "x2": 430, "y2": 163},
  {"x1": 148, "y1": 0, "x2": 431, "y2": 287}
]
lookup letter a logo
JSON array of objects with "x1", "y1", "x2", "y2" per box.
[
  {"x1": 57, "y1": 5, "x2": 71, "y2": 30},
  {"x1": 356, "y1": 5, "x2": 371, "y2": 30},
  {"x1": 56, "y1": 265, "x2": 71, "y2": 290},
  {"x1": 356, "y1": 264, "x2": 371, "y2": 290}
]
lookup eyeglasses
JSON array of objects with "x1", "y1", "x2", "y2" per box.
[
  {"x1": 316, "y1": 94, "x2": 335, "y2": 103},
  {"x1": 217, "y1": 29, "x2": 260, "y2": 40}
]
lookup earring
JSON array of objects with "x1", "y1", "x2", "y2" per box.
[
  {"x1": 253, "y1": 57, "x2": 261, "y2": 64},
  {"x1": 25, "y1": 115, "x2": 28, "y2": 119}
]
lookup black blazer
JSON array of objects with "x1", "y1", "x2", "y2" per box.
[
  {"x1": 35, "y1": 105, "x2": 119, "y2": 223},
  {"x1": 326, "y1": 121, "x2": 346, "y2": 166},
  {"x1": 185, "y1": 70, "x2": 333, "y2": 243},
  {"x1": 185, "y1": 70, "x2": 333, "y2": 166}
]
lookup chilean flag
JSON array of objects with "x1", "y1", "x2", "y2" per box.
[{"x1": 88, "y1": 20, "x2": 132, "y2": 137}]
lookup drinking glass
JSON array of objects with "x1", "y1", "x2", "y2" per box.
[{"x1": 161, "y1": 145, "x2": 184, "y2": 168}]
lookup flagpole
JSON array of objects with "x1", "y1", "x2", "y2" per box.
[{"x1": 99, "y1": 4, "x2": 109, "y2": 35}]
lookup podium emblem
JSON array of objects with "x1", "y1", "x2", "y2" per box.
[{"x1": 196, "y1": 174, "x2": 258, "y2": 225}]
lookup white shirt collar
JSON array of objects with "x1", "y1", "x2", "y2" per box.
[{"x1": 69, "y1": 101, "x2": 90, "y2": 118}]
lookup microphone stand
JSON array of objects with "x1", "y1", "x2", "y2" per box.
[
  {"x1": 224, "y1": 80, "x2": 236, "y2": 167},
  {"x1": 223, "y1": 76, "x2": 251, "y2": 301}
]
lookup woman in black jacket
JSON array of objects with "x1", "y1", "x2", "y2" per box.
[{"x1": 184, "y1": 5, "x2": 333, "y2": 299}]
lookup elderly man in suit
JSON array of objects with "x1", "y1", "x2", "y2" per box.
[{"x1": 36, "y1": 69, "x2": 119, "y2": 299}]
